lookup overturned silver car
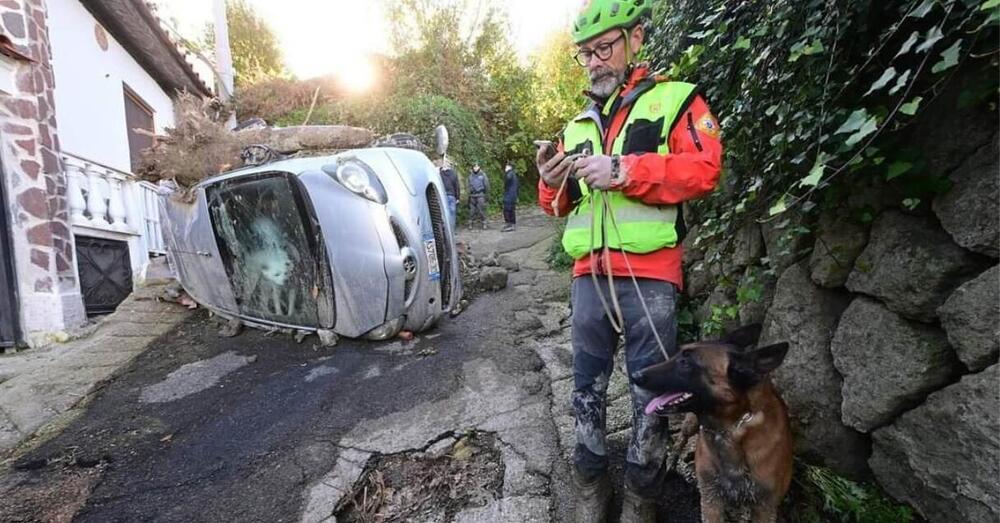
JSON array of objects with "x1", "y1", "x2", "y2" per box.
[{"x1": 160, "y1": 143, "x2": 462, "y2": 340}]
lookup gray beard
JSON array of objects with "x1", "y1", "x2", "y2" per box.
[{"x1": 589, "y1": 69, "x2": 625, "y2": 98}]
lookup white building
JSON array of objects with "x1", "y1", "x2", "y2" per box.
[{"x1": 0, "y1": 0, "x2": 212, "y2": 347}]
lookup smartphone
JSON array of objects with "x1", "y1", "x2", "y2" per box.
[{"x1": 533, "y1": 140, "x2": 557, "y2": 163}]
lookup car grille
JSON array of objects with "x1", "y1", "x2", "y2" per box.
[
  {"x1": 390, "y1": 219, "x2": 415, "y2": 302},
  {"x1": 425, "y1": 185, "x2": 452, "y2": 306}
]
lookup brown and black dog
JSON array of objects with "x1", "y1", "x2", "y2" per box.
[{"x1": 631, "y1": 325, "x2": 793, "y2": 523}]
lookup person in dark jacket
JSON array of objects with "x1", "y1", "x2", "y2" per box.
[
  {"x1": 502, "y1": 163, "x2": 519, "y2": 232},
  {"x1": 468, "y1": 163, "x2": 489, "y2": 230},
  {"x1": 440, "y1": 165, "x2": 461, "y2": 231}
]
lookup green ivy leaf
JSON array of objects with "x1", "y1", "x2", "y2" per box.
[
  {"x1": 900, "y1": 96, "x2": 923, "y2": 115},
  {"x1": 909, "y1": 0, "x2": 936, "y2": 18},
  {"x1": 734, "y1": 36, "x2": 751, "y2": 50},
  {"x1": 981, "y1": 0, "x2": 1000, "y2": 10},
  {"x1": 903, "y1": 198, "x2": 921, "y2": 210},
  {"x1": 916, "y1": 27, "x2": 944, "y2": 53},
  {"x1": 889, "y1": 69, "x2": 912, "y2": 95},
  {"x1": 769, "y1": 196, "x2": 788, "y2": 216},
  {"x1": 895, "y1": 31, "x2": 920, "y2": 57},
  {"x1": 865, "y1": 67, "x2": 898, "y2": 96},
  {"x1": 886, "y1": 161, "x2": 914, "y2": 180},
  {"x1": 845, "y1": 117, "x2": 878, "y2": 146},
  {"x1": 800, "y1": 154, "x2": 829, "y2": 187},
  {"x1": 835, "y1": 109, "x2": 869, "y2": 134},
  {"x1": 931, "y1": 39, "x2": 963, "y2": 74}
]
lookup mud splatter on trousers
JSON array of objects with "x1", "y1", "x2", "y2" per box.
[{"x1": 570, "y1": 276, "x2": 678, "y2": 497}]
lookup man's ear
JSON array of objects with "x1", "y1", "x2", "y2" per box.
[
  {"x1": 727, "y1": 342, "x2": 789, "y2": 390},
  {"x1": 721, "y1": 324, "x2": 763, "y2": 349}
]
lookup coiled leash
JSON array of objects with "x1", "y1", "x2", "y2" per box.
[{"x1": 551, "y1": 154, "x2": 671, "y2": 361}]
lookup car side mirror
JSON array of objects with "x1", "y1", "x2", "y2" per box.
[{"x1": 434, "y1": 125, "x2": 449, "y2": 157}]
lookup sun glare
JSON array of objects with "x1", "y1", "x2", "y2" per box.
[{"x1": 335, "y1": 57, "x2": 378, "y2": 95}]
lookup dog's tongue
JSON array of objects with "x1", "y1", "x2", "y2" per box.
[{"x1": 644, "y1": 392, "x2": 685, "y2": 416}]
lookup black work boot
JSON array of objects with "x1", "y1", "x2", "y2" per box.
[
  {"x1": 573, "y1": 472, "x2": 611, "y2": 523},
  {"x1": 620, "y1": 487, "x2": 656, "y2": 523}
]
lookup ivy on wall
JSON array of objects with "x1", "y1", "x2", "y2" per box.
[{"x1": 646, "y1": 0, "x2": 998, "y2": 250}]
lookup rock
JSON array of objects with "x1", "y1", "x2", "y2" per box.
[
  {"x1": 870, "y1": 364, "x2": 999, "y2": 523},
  {"x1": 761, "y1": 262, "x2": 868, "y2": 478},
  {"x1": 933, "y1": 137, "x2": 999, "y2": 258},
  {"x1": 218, "y1": 318, "x2": 242, "y2": 338},
  {"x1": 830, "y1": 296, "x2": 961, "y2": 432},
  {"x1": 684, "y1": 259, "x2": 714, "y2": 299},
  {"x1": 479, "y1": 267, "x2": 509, "y2": 291},
  {"x1": 761, "y1": 208, "x2": 814, "y2": 274},
  {"x1": 846, "y1": 210, "x2": 990, "y2": 322},
  {"x1": 481, "y1": 251, "x2": 500, "y2": 267},
  {"x1": 737, "y1": 265, "x2": 777, "y2": 326},
  {"x1": 497, "y1": 253, "x2": 520, "y2": 272},
  {"x1": 317, "y1": 329, "x2": 339, "y2": 347},
  {"x1": 682, "y1": 224, "x2": 705, "y2": 265},
  {"x1": 732, "y1": 223, "x2": 764, "y2": 268},
  {"x1": 694, "y1": 284, "x2": 739, "y2": 336},
  {"x1": 937, "y1": 265, "x2": 999, "y2": 371},
  {"x1": 809, "y1": 211, "x2": 869, "y2": 288}
]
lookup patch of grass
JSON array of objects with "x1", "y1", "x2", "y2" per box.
[
  {"x1": 792, "y1": 464, "x2": 915, "y2": 523},
  {"x1": 546, "y1": 221, "x2": 574, "y2": 271}
]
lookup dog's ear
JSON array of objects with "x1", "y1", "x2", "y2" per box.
[
  {"x1": 727, "y1": 342, "x2": 790, "y2": 390},
  {"x1": 721, "y1": 324, "x2": 763, "y2": 349}
]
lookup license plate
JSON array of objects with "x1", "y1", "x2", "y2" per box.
[{"x1": 424, "y1": 237, "x2": 441, "y2": 281}]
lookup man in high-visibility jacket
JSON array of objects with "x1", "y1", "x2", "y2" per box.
[{"x1": 537, "y1": 1, "x2": 722, "y2": 521}]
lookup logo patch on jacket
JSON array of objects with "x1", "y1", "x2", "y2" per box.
[{"x1": 695, "y1": 113, "x2": 721, "y2": 139}]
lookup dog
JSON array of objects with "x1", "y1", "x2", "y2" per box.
[{"x1": 631, "y1": 324, "x2": 793, "y2": 523}]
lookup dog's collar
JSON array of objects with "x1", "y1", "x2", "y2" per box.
[{"x1": 701, "y1": 411, "x2": 755, "y2": 439}]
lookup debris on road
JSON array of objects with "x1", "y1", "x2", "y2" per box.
[
  {"x1": 478, "y1": 267, "x2": 509, "y2": 292},
  {"x1": 218, "y1": 318, "x2": 243, "y2": 338},
  {"x1": 336, "y1": 432, "x2": 503, "y2": 523},
  {"x1": 317, "y1": 329, "x2": 339, "y2": 347}
]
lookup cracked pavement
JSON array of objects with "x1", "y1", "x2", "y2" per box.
[{"x1": 0, "y1": 211, "x2": 701, "y2": 522}]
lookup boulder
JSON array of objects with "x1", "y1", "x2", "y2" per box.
[
  {"x1": 937, "y1": 265, "x2": 999, "y2": 371},
  {"x1": 933, "y1": 136, "x2": 999, "y2": 258},
  {"x1": 478, "y1": 267, "x2": 509, "y2": 291},
  {"x1": 682, "y1": 224, "x2": 705, "y2": 266},
  {"x1": 870, "y1": 364, "x2": 999, "y2": 523},
  {"x1": 846, "y1": 210, "x2": 990, "y2": 322},
  {"x1": 761, "y1": 209, "x2": 814, "y2": 274},
  {"x1": 732, "y1": 223, "x2": 765, "y2": 268},
  {"x1": 736, "y1": 265, "x2": 777, "y2": 326},
  {"x1": 684, "y1": 259, "x2": 715, "y2": 299},
  {"x1": 809, "y1": 211, "x2": 869, "y2": 288},
  {"x1": 760, "y1": 262, "x2": 868, "y2": 478},
  {"x1": 497, "y1": 253, "x2": 521, "y2": 272},
  {"x1": 830, "y1": 297, "x2": 961, "y2": 432},
  {"x1": 694, "y1": 284, "x2": 739, "y2": 336}
]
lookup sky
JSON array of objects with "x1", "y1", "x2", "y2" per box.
[{"x1": 153, "y1": 0, "x2": 581, "y2": 89}]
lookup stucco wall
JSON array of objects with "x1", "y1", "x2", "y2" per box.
[{"x1": 46, "y1": 0, "x2": 174, "y2": 173}]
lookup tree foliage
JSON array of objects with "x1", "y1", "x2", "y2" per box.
[
  {"x1": 645, "y1": 0, "x2": 998, "y2": 253},
  {"x1": 206, "y1": 0, "x2": 287, "y2": 90}
]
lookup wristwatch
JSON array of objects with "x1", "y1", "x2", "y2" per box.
[{"x1": 610, "y1": 155, "x2": 626, "y2": 187}]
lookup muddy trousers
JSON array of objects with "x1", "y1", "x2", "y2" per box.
[
  {"x1": 570, "y1": 276, "x2": 678, "y2": 498},
  {"x1": 469, "y1": 194, "x2": 487, "y2": 227},
  {"x1": 502, "y1": 201, "x2": 516, "y2": 225}
]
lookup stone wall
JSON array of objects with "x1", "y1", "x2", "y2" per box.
[
  {"x1": 0, "y1": 0, "x2": 84, "y2": 338},
  {"x1": 686, "y1": 65, "x2": 998, "y2": 522}
]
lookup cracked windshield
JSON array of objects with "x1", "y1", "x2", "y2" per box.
[{"x1": 0, "y1": 0, "x2": 995, "y2": 522}]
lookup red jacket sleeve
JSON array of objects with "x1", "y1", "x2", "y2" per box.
[{"x1": 619, "y1": 95, "x2": 722, "y2": 205}]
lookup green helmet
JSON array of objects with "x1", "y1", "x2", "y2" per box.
[{"x1": 571, "y1": 0, "x2": 652, "y2": 44}]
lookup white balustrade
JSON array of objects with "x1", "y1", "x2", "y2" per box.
[{"x1": 62, "y1": 152, "x2": 146, "y2": 237}]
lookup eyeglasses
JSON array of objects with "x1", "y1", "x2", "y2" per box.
[{"x1": 573, "y1": 33, "x2": 624, "y2": 67}]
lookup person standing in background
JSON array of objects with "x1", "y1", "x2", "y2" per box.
[
  {"x1": 502, "y1": 162, "x2": 519, "y2": 232},
  {"x1": 468, "y1": 163, "x2": 489, "y2": 230},
  {"x1": 440, "y1": 165, "x2": 461, "y2": 231}
]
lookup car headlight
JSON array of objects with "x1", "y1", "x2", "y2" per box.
[{"x1": 322, "y1": 158, "x2": 387, "y2": 204}]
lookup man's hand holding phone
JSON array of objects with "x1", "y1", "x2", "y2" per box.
[{"x1": 536, "y1": 140, "x2": 583, "y2": 189}]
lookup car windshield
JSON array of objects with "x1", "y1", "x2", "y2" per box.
[{"x1": 206, "y1": 173, "x2": 321, "y2": 326}]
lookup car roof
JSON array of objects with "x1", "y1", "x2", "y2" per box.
[{"x1": 197, "y1": 147, "x2": 427, "y2": 188}]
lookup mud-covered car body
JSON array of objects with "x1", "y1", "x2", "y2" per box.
[{"x1": 160, "y1": 147, "x2": 461, "y2": 339}]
